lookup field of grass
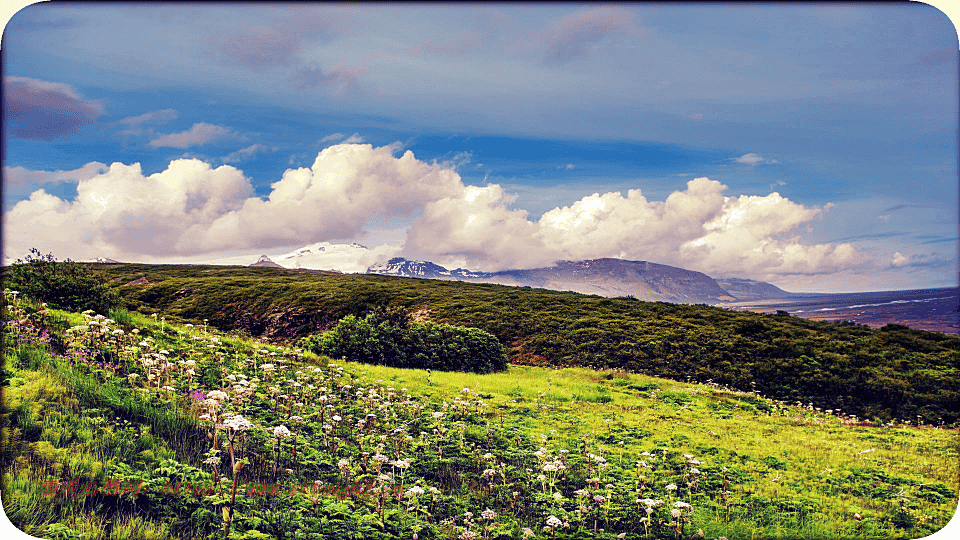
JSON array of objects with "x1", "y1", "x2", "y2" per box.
[
  {"x1": 2, "y1": 292, "x2": 957, "y2": 539},
  {"x1": 86, "y1": 263, "x2": 960, "y2": 426}
]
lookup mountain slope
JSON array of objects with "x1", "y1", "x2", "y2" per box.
[
  {"x1": 715, "y1": 277, "x2": 795, "y2": 300},
  {"x1": 368, "y1": 257, "x2": 737, "y2": 303}
]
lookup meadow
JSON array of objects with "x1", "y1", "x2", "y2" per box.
[
  {"x1": 2, "y1": 289, "x2": 957, "y2": 539},
  {"x1": 95, "y1": 263, "x2": 960, "y2": 426}
]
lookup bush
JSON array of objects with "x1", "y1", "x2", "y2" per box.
[
  {"x1": 2, "y1": 249, "x2": 120, "y2": 314},
  {"x1": 300, "y1": 308, "x2": 508, "y2": 373}
]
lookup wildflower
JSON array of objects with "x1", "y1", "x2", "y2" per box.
[
  {"x1": 406, "y1": 486, "x2": 425, "y2": 497},
  {"x1": 665, "y1": 483, "x2": 678, "y2": 491},
  {"x1": 545, "y1": 515, "x2": 562, "y2": 529},
  {"x1": 223, "y1": 414, "x2": 254, "y2": 432},
  {"x1": 481, "y1": 508, "x2": 496, "y2": 520},
  {"x1": 207, "y1": 390, "x2": 229, "y2": 401},
  {"x1": 521, "y1": 528, "x2": 535, "y2": 538},
  {"x1": 673, "y1": 501, "x2": 692, "y2": 509},
  {"x1": 273, "y1": 425, "x2": 292, "y2": 438}
]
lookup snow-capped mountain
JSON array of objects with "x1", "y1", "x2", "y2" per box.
[
  {"x1": 366, "y1": 257, "x2": 790, "y2": 304},
  {"x1": 238, "y1": 242, "x2": 400, "y2": 273}
]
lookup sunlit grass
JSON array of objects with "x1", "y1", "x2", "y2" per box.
[{"x1": 3, "y1": 295, "x2": 956, "y2": 539}]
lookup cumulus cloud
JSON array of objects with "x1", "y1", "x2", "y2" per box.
[
  {"x1": 3, "y1": 144, "x2": 858, "y2": 279},
  {"x1": 3, "y1": 162, "x2": 109, "y2": 189},
  {"x1": 3, "y1": 144, "x2": 463, "y2": 261},
  {"x1": 402, "y1": 176, "x2": 858, "y2": 277},
  {"x1": 149, "y1": 123, "x2": 237, "y2": 148},
  {"x1": 535, "y1": 7, "x2": 640, "y2": 64},
  {"x1": 4, "y1": 76, "x2": 103, "y2": 140},
  {"x1": 892, "y1": 252, "x2": 910, "y2": 267}
]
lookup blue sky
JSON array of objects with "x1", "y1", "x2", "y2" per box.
[{"x1": 2, "y1": 2, "x2": 958, "y2": 293}]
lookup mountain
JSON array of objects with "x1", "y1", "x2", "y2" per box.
[
  {"x1": 366, "y1": 258, "x2": 490, "y2": 280},
  {"x1": 715, "y1": 278, "x2": 795, "y2": 301},
  {"x1": 368, "y1": 257, "x2": 741, "y2": 304},
  {"x1": 366, "y1": 257, "x2": 454, "y2": 279},
  {"x1": 250, "y1": 255, "x2": 283, "y2": 268},
  {"x1": 270, "y1": 242, "x2": 373, "y2": 273}
]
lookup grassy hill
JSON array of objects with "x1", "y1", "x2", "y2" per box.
[
  {"x1": 95, "y1": 263, "x2": 960, "y2": 425},
  {"x1": 2, "y1": 295, "x2": 957, "y2": 539}
]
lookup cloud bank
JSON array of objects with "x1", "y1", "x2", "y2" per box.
[{"x1": 4, "y1": 144, "x2": 858, "y2": 278}]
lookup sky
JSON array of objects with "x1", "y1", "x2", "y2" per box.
[{"x1": 1, "y1": 2, "x2": 958, "y2": 293}]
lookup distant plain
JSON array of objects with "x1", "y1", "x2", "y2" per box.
[{"x1": 722, "y1": 288, "x2": 960, "y2": 335}]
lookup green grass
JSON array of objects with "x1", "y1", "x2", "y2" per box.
[
  {"x1": 84, "y1": 262, "x2": 960, "y2": 425},
  {"x1": 2, "y1": 293, "x2": 957, "y2": 539},
  {"x1": 349, "y1": 359, "x2": 960, "y2": 536}
]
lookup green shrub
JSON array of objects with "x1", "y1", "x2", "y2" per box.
[
  {"x1": 300, "y1": 309, "x2": 508, "y2": 373},
  {"x1": 2, "y1": 249, "x2": 119, "y2": 314}
]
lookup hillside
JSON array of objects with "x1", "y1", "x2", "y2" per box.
[
  {"x1": 1, "y1": 296, "x2": 957, "y2": 540},
  {"x1": 369, "y1": 257, "x2": 738, "y2": 303},
  {"x1": 91, "y1": 263, "x2": 960, "y2": 424}
]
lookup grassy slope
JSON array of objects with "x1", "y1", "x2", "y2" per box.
[
  {"x1": 96, "y1": 263, "x2": 960, "y2": 424},
  {"x1": 2, "y1": 299, "x2": 957, "y2": 539}
]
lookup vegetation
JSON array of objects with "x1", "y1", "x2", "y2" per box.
[
  {"x1": 299, "y1": 308, "x2": 508, "y2": 374},
  {"x1": 1, "y1": 291, "x2": 957, "y2": 539},
  {"x1": 1, "y1": 249, "x2": 120, "y2": 314},
  {"x1": 92, "y1": 263, "x2": 960, "y2": 424}
]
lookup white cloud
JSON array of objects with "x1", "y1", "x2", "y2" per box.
[
  {"x1": 342, "y1": 133, "x2": 365, "y2": 144},
  {"x1": 3, "y1": 144, "x2": 860, "y2": 279},
  {"x1": 734, "y1": 152, "x2": 764, "y2": 166},
  {"x1": 221, "y1": 143, "x2": 278, "y2": 163},
  {"x1": 3, "y1": 144, "x2": 462, "y2": 261},
  {"x1": 402, "y1": 175, "x2": 859, "y2": 277},
  {"x1": 3, "y1": 162, "x2": 108, "y2": 189},
  {"x1": 149, "y1": 122, "x2": 237, "y2": 148},
  {"x1": 320, "y1": 132, "x2": 346, "y2": 143},
  {"x1": 892, "y1": 252, "x2": 909, "y2": 267},
  {"x1": 116, "y1": 108, "x2": 177, "y2": 136}
]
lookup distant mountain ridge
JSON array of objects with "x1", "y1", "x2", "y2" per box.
[
  {"x1": 367, "y1": 257, "x2": 791, "y2": 304},
  {"x1": 715, "y1": 278, "x2": 793, "y2": 301}
]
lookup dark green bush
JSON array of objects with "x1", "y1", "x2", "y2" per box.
[
  {"x1": 300, "y1": 309, "x2": 508, "y2": 373},
  {"x1": 2, "y1": 249, "x2": 120, "y2": 314}
]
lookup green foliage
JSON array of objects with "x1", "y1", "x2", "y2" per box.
[
  {"x1": 90, "y1": 262, "x2": 960, "y2": 423},
  {"x1": 300, "y1": 308, "x2": 508, "y2": 373},
  {"x1": 2, "y1": 249, "x2": 119, "y2": 314},
  {"x1": 2, "y1": 296, "x2": 958, "y2": 540}
]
